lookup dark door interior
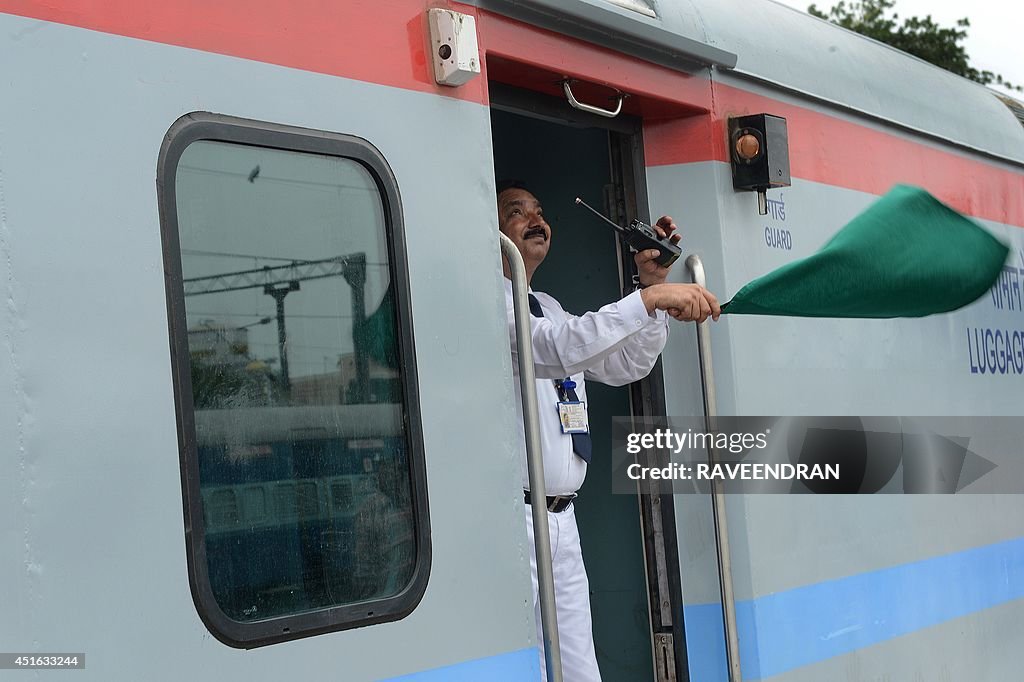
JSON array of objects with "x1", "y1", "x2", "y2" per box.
[{"x1": 491, "y1": 102, "x2": 657, "y2": 682}]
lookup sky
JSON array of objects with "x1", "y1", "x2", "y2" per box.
[{"x1": 771, "y1": 0, "x2": 1024, "y2": 98}]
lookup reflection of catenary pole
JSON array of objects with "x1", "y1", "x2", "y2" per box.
[
  {"x1": 182, "y1": 254, "x2": 367, "y2": 397},
  {"x1": 264, "y1": 281, "x2": 300, "y2": 391}
]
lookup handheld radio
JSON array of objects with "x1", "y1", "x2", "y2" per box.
[{"x1": 574, "y1": 197, "x2": 681, "y2": 267}]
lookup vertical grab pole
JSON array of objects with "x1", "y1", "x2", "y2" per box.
[
  {"x1": 500, "y1": 233, "x2": 563, "y2": 682},
  {"x1": 686, "y1": 255, "x2": 742, "y2": 682}
]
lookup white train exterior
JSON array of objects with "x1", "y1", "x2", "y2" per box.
[{"x1": 1, "y1": 1, "x2": 1022, "y2": 680}]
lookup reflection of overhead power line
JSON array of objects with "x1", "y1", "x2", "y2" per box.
[
  {"x1": 182, "y1": 249, "x2": 302, "y2": 263},
  {"x1": 184, "y1": 254, "x2": 365, "y2": 296},
  {"x1": 190, "y1": 311, "x2": 355, "y2": 320},
  {"x1": 182, "y1": 247, "x2": 389, "y2": 266},
  {"x1": 183, "y1": 254, "x2": 369, "y2": 398}
]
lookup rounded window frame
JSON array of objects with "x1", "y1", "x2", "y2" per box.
[{"x1": 156, "y1": 112, "x2": 431, "y2": 648}]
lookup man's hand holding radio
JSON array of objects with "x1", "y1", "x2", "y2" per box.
[
  {"x1": 634, "y1": 216, "x2": 720, "y2": 324},
  {"x1": 635, "y1": 215, "x2": 681, "y2": 287}
]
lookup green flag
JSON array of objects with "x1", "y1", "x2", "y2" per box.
[
  {"x1": 353, "y1": 286, "x2": 398, "y2": 368},
  {"x1": 721, "y1": 185, "x2": 1009, "y2": 318}
]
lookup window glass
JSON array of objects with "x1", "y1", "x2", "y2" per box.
[
  {"x1": 176, "y1": 140, "x2": 415, "y2": 622},
  {"x1": 602, "y1": 0, "x2": 657, "y2": 18}
]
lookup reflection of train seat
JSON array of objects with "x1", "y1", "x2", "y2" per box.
[{"x1": 203, "y1": 474, "x2": 390, "y2": 616}]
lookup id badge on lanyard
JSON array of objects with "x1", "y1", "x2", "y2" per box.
[{"x1": 555, "y1": 378, "x2": 589, "y2": 434}]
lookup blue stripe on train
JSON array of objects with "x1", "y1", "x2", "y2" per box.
[
  {"x1": 384, "y1": 646, "x2": 539, "y2": 681},
  {"x1": 684, "y1": 535, "x2": 1024, "y2": 680}
]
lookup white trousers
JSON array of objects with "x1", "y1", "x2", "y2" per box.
[{"x1": 525, "y1": 503, "x2": 602, "y2": 682}]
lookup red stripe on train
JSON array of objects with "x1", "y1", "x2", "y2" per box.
[
  {"x1": 478, "y1": 8, "x2": 1024, "y2": 227},
  {"x1": 476, "y1": 10, "x2": 712, "y2": 116},
  {"x1": 3, "y1": 0, "x2": 1022, "y2": 226},
  {"x1": 0, "y1": 0, "x2": 487, "y2": 104},
  {"x1": 643, "y1": 87, "x2": 1024, "y2": 227}
]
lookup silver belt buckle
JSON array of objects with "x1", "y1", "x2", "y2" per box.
[{"x1": 550, "y1": 494, "x2": 575, "y2": 512}]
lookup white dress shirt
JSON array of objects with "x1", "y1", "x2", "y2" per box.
[{"x1": 504, "y1": 278, "x2": 670, "y2": 494}]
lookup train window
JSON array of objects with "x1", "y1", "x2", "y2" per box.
[
  {"x1": 158, "y1": 114, "x2": 429, "y2": 647},
  {"x1": 602, "y1": 0, "x2": 657, "y2": 18}
]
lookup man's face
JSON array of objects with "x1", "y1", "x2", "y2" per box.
[{"x1": 498, "y1": 188, "x2": 551, "y2": 271}]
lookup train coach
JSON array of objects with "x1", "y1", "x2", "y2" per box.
[{"x1": 1, "y1": 0, "x2": 1023, "y2": 680}]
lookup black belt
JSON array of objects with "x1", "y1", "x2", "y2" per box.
[{"x1": 524, "y1": 490, "x2": 576, "y2": 513}]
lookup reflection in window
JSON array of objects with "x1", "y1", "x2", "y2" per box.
[{"x1": 176, "y1": 141, "x2": 415, "y2": 622}]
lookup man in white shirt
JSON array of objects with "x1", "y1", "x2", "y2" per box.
[{"x1": 498, "y1": 180, "x2": 720, "y2": 681}]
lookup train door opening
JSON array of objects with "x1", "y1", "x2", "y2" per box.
[{"x1": 491, "y1": 85, "x2": 686, "y2": 682}]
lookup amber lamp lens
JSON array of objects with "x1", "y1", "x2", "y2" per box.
[{"x1": 735, "y1": 133, "x2": 760, "y2": 160}]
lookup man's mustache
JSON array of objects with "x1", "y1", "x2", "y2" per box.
[{"x1": 524, "y1": 226, "x2": 548, "y2": 240}]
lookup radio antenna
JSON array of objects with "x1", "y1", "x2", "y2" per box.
[{"x1": 575, "y1": 197, "x2": 627, "y2": 235}]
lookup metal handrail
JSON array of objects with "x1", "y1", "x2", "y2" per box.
[
  {"x1": 500, "y1": 234, "x2": 563, "y2": 682},
  {"x1": 686, "y1": 254, "x2": 742, "y2": 682}
]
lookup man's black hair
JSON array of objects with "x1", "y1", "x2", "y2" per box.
[{"x1": 496, "y1": 178, "x2": 530, "y2": 195}]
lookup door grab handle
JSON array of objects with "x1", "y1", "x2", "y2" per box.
[{"x1": 562, "y1": 80, "x2": 624, "y2": 118}]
